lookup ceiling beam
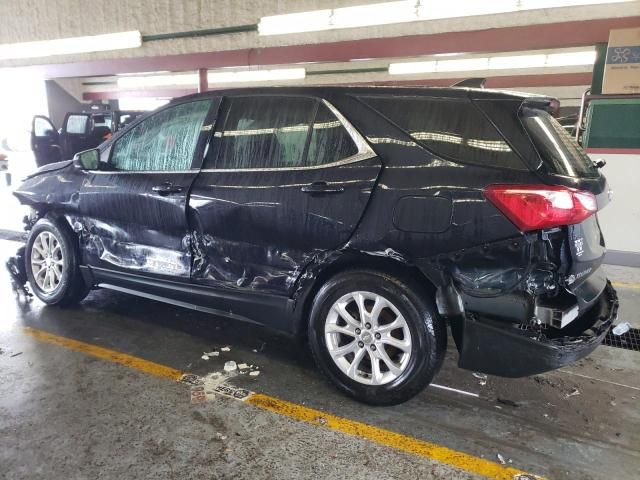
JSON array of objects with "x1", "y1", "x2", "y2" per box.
[{"x1": 16, "y1": 16, "x2": 640, "y2": 79}]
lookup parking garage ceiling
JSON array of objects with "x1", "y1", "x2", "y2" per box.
[{"x1": 1, "y1": 1, "x2": 639, "y2": 99}]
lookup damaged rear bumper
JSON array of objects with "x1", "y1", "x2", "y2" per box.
[{"x1": 457, "y1": 282, "x2": 618, "y2": 377}]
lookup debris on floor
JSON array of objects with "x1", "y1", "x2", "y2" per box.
[
  {"x1": 612, "y1": 322, "x2": 631, "y2": 336},
  {"x1": 565, "y1": 388, "x2": 580, "y2": 398},
  {"x1": 224, "y1": 361, "x2": 238, "y2": 372},
  {"x1": 497, "y1": 397, "x2": 520, "y2": 408},
  {"x1": 179, "y1": 373, "x2": 204, "y2": 386},
  {"x1": 472, "y1": 372, "x2": 487, "y2": 386},
  {"x1": 220, "y1": 346, "x2": 231, "y2": 352},
  {"x1": 249, "y1": 371, "x2": 260, "y2": 377},
  {"x1": 10, "y1": 352, "x2": 22, "y2": 357},
  {"x1": 315, "y1": 416, "x2": 328, "y2": 426},
  {"x1": 497, "y1": 453, "x2": 506, "y2": 465}
]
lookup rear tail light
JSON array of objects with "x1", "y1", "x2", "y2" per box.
[{"x1": 484, "y1": 184, "x2": 597, "y2": 231}]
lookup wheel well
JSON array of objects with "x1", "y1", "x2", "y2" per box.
[{"x1": 295, "y1": 252, "x2": 437, "y2": 337}]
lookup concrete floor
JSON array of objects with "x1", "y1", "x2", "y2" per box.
[{"x1": 1, "y1": 238, "x2": 639, "y2": 480}]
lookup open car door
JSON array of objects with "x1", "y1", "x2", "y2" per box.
[
  {"x1": 31, "y1": 115, "x2": 62, "y2": 167},
  {"x1": 60, "y1": 113, "x2": 97, "y2": 159}
]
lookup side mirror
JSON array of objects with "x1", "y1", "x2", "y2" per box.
[{"x1": 73, "y1": 148, "x2": 100, "y2": 170}]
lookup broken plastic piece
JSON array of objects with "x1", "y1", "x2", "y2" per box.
[
  {"x1": 238, "y1": 363, "x2": 249, "y2": 370},
  {"x1": 612, "y1": 322, "x2": 631, "y2": 336},
  {"x1": 565, "y1": 388, "x2": 580, "y2": 398},
  {"x1": 224, "y1": 361, "x2": 237, "y2": 372},
  {"x1": 249, "y1": 371, "x2": 260, "y2": 377},
  {"x1": 179, "y1": 373, "x2": 203, "y2": 386},
  {"x1": 221, "y1": 346, "x2": 231, "y2": 352},
  {"x1": 201, "y1": 355, "x2": 210, "y2": 360},
  {"x1": 497, "y1": 453, "x2": 506, "y2": 465},
  {"x1": 472, "y1": 372, "x2": 487, "y2": 386}
]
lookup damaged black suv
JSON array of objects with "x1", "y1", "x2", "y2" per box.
[{"x1": 10, "y1": 87, "x2": 618, "y2": 405}]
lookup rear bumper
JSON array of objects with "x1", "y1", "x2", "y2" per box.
[{"x1": 457, "y1": 282, "x2": 618, "y2": 377}]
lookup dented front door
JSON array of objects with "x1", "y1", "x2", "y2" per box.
[{"x1": 78, "y1": 98, "x2": 219, "y2": 281}]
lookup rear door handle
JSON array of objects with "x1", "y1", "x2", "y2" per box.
[
  {"x1": 152, "y1": 182, "x2": 183, "y2": 195},
  {"x1": 301, "y1": 182, "x2": 345, "y2": 194}
]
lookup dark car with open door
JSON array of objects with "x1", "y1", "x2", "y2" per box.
[
  {"x1": 31, "y1": 110, "x2": 143, "y2": 167},
  {"x1": 10, "y1": 86, "x2": 618, "y2": 405}
]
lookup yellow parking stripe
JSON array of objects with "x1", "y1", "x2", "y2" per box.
[
  {"x1": 23, "y1": 326, "x2": 541, "y2": 480},
  {"x1": 23, "y1": 327, "x2": 183, "y2": 381},
  {"x1": 611, "y1": 281, "x2": 640, "y2": 290},
  {"x1": 247, "y1": 393, "x2": 532, "y2": 480}
]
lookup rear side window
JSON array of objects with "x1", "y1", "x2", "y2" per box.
[
  {"x1": 361, "y1": 96, "x2": 527, "y2": 170},
  {"x1": 215, "y1": 96, "x2": 314, "y2": 169},
  {"x1": 110, "y1": 100, "x2": 212, "y2": 171},
  {"x1": 213, "y1": 97, "x2": 358, "y2": 169},
  {"x1": 521, "y1": 108, "x2": 598, "y2": 178}
]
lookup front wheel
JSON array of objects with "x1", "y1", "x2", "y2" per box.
[
  {"x1": 25, "y1": 217, "x2": 90, "y2": 306},
  {"x1": 308, "y1": 270, "x2": 446, "y2": 405}
]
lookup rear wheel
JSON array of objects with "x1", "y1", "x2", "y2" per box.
[
  {"x1": 25, "y1": 217, "x2": 90, "y2": 306},
  {"x1": 308, "y1": 270, "x2": 446, "y2": 405}
]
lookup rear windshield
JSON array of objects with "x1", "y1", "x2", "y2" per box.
[
  {"x1": 360, "y1": 96, "x2": 527, "y2": 171},
  {"x1": 520, "y1": 108, "x2": 598, "y2": 178}
]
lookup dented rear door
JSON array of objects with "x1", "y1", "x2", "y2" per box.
[
  {"x1": 189, "y1": 95, "x2": 381, "y2": 296},
  {"x1": 78, "y1": 98, "x2": 220, "y2": 281}
]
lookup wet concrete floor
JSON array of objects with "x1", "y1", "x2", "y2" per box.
[{"x1": 1, "y1": 239, "x2": 639, "y2": 480}]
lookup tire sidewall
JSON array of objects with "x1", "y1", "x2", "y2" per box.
[
  {"x1": 25, "y1": 218, "x2": 77, "y2": 304},
  {"x1": 308, "y1": 270, "x2": 443, "y2": 405}
]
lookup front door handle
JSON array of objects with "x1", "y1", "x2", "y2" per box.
[
  {"x1": 152, "y1": 182, "x2": 183, "y2": 195},
  {"x1": 301, "y1": 181, "x2": 345, "y2": 194}
]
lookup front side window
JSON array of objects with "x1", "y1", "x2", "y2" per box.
[
  {"x1": 110, "y1": 100, "x2": 212, "y2": 171},
  {"x1": 361, "y1": 96, "x2": 527, "y2": 170}
]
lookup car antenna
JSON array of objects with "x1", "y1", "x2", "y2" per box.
[{"x1": 451, "y1": 78, "x2": 487, "y2": 88}]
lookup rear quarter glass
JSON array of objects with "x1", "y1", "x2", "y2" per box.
[
  {"x1": 520, "y1": 107, "x2": 599, "y2": 178},
  {"x1": 358, "y1": 95, "x2": 529, "y2": 171}
]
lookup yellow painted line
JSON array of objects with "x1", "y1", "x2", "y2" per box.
[
  {"x1": 246, "y1": 393, "x2": 533, "y2": 480},
  {"x1": 23, "y1": 327, "x2": 183, "y2": 381},
  {"x1": 23, "y1": 326, "x2": 541, "y2": 480},
  {"x1": 611, "y1": 281, "x2": 640, "y2": 290}
]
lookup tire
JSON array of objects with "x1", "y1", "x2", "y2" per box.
[
  {"x1": 308, "y1": 269, "x2": 446, "y2": 406},
  {"x1": 25, "y1": 217, "x2": 90, "y2": 306}
]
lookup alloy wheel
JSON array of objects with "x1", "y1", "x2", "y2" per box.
[
  {"x1": 325, "y1": 291, "x2": 412, "y2": 385},
  {"x1": 30, "y1": 231, "x2": 64, "y2": 293}
]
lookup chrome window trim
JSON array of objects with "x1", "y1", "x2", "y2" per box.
[{"x1": 88, "y1": 169, "x2": 197, "y2": 175}]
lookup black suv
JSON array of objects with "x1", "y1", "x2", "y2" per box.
[{"x1": 10, "y1": 87, "x2": 618, "y2": 405}]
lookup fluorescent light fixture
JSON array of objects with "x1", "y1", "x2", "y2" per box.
[
  {"x1": 489, "y1": 54, "x2": 547, "y2": 70},
  {"x1": 117, "y1": 68, "x2": 306, "y2": 89},
  {"x1": 389, "y1": 60, "x2": 436, "y2": 75},
  {"x1": 259, "y1": 0, "x2": 635, "y2": 35},
  {"x1": 207, "y1": 68, "x2": 306, "y2": 84},
  {"x1": 0, "y1": 31, "x2": 141, "y2": 61},
  {"x1": 545, "y1": 50, "x2": 597, "y2": 66},
  {"x1": 118, "y1": 73, "x2": 199, "y2": 89},
  {"x1": 389, "y1": 49, "x2": 596, "y2": 75},
  {"x1": 436, "y1": 58, "x2": 490, "y2": 72}
]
